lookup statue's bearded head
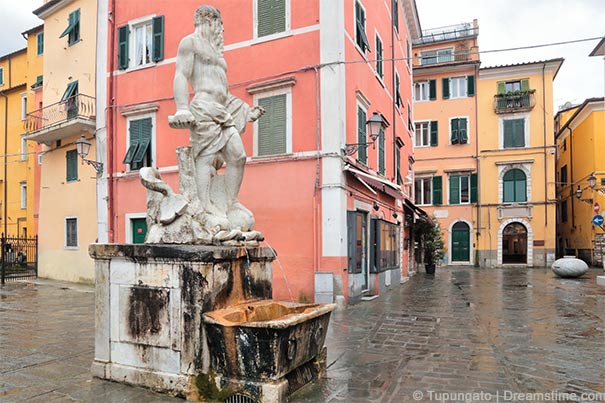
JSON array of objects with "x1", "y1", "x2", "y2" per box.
[{"x1": 194, "y1": 5, "x2": 224, "y2": 52}]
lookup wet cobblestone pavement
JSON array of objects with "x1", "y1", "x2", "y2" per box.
[{"x1": 1, "y1": 268, "x2": 604, "y2": 403}]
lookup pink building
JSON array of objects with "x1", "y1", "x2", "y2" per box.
[{"x1": 97, "y1": 0, "x2": 421, "y2": 304}]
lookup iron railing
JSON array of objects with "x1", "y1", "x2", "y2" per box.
[
  {"x1": 1, "y1": 234, "x2": 38, "y2": 283},
  {"x1": 413, "y1": 22, "x2": 478, "y2": 46},
  {"x1": 494, "y1": 93, "x2": 536, "y2": 113},
  {"x1": 23, "y1": 94, "x2": 96, "y2": 134}
]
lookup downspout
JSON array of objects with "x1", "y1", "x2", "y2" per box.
[
  {"x1": 542, "y1": 63, "x2": 547, "y2": 264},
  {"x1": 1, "y1": 91, "x2": 7, "y2": 239},
  {"x1": 474, "y1": 63, "x2": 480, "y2": 267},
  {"x1": 391, "y1": 4, "x2": 397, "y2": 186},
  {"x1": 569, "y1": 127, "x2": 575, "y2": 230},
  {"x1": 313, "y1": 66, "x2": 321, "y2": 272},
  {"x1": 107, "y1": 0, "x2": 116, "y2": 242}
]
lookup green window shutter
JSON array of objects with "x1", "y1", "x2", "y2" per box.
[
  {"x1": 459, "y1": 118, "x2": 468, "y2": 143},
  {"x1": 442, "y1": 78, "x2": 450, "y2": 99},
  {"x1": 430, "y1": 120, "x2": 438, "y2": 146},
  {"x1": 378, "y1": 128, "x2": 385, "y2": 174},
  {"x1": 258, "y1": 0, "x2": 286, "y2": 37},
  {"x1": 470, "y1": 173, "x2": 478, "y2": 203},
  {"x1": 37, "y1": 33, "x2": 44, "y2": 55},
  {"x1": 520, "y1": 79, "x2": 529, "y2": 92},
  {"x1": 356, "y1": 107, "x2": 367, "y2": 163},
  {"x1": 514, "y1": 119, "x2": 524, "y2": 147},
  {"x1": 258, "y1": 94, "x2": 287, "y2": 157},
  {"x1": 450, "y1": 118, "x2": 459, "y2": 143},
  {"x1": 449, "y1": 175, "x2": 460, "y2": 205},
  {"x1": 66, "y1": 149, "x2": 78, "y2": 181},
  {"x1": 60, "y1": 81, "x2": 78, "y2": 102},
  {"x1": 432, "y1": 176, "x2": 442, "y2": 205},
  {"x1": 152, "y1": 16, "x2": 164, "y2": 62},
  {"x1": 124, "y1": 119, "x2": 142, "y2": 164},
  {"x1": 33, "y1": 75, "x2": 43, "y2": 88},
  {"x1": 429, "y1": 79, "x2": 436, "y2": 100},
  {"x1": 60, "y1": 12, "x2": 74, "y2": 38},
  {"x1": 467, "y1": 75, "x2": 475, "y2": 96},
  {"x1": 132, "y1": 118, "x2": 152, "y2": 164},
  {"x1": 118, "y1": 25, "x2": 130, "y2": 70},
  {"x1": 497, "y1": 81, "x2": 506, "y2": 95}
]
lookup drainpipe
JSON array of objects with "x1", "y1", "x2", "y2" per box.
[
  {"x1": 542, "y1": 63, "x2": 548, "y2": 264},
  {"x1": 1, "y1": 91, "x2": 7, "y2": 239},
  {"x1": 107, "y1": 0, "x2": 116, "y2": 242},
  {"x1": 569, "y1": 127, "x2": 575, "y2": 230},
  {"x1": 474, "y1": 63, "x2": 480, "y2": 267}
]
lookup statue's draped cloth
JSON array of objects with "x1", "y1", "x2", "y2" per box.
[{"x1": 189, "y1": 93, "x2": 250, "y2": 159}]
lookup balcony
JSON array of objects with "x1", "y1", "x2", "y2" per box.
[
  {"x1": 494, "y1": 91, "x2": 536, "y2": 114},
  {"x1": 23, "y1": 94, "x2": 96, "y2": 145}
]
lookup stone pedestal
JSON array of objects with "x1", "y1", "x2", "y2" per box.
[{"x1": 89, "y1": 244, "x2": 275, "y2": 397}]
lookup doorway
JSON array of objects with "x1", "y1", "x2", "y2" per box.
[
  {"x1": 131, "y1": 218, "x2": 147, "y2": 244},
  {"x1": 451, "y1": 221, "x2": 470, "y2": 262},
  {"x1": 502, "y1": 222, "x2": 527, "y2": 264}
]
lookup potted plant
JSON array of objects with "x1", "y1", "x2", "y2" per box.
[{"x1": 414, "y1": 218, "x2": 445, "y2": 274}]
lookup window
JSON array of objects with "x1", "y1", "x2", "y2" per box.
[
  {"x1": 32, "y1": 75, "x2": 43, "y2": 88},
  {"x1": 505, "y1": 80, "x2": 521, "y2": 92},
  {"x1": 21, "y1": 137, "x2": 27, "y2": 161},
  {"x1": 21, "y1": 94, "x2": 27, "y2": 120},
  {"x1": 118, "y1": 16, "x2": 164, "y2": 70},
  {"x1": 257, "y1": 0, "x2": 287, "y2": 38},
  {"x1": 395, "y1": 72, "x2": 402, "y2": 106},
  {"x1": 0, "y1": 67, "x2": 3, "y2": 86},
  {"x1": 123, "y1": 117, "x2": 153, "y2": 170},
  {"x1": 563, "y1": 138, "x2": 567, "y2": 151},
  {"x1": 497, "y1": 79, "x2": 529, "y2": 94},
  {"x1": 20, "y1": 183, "x2": 27, "y2": 209},
  {"x1": 406, "y1": 38, "x2": 411, "y2": 68},
  {"x1": 66, "y1": 149, "x2": 78, "y2": 181},
  {"x1": 356, "y1": 105, "x2": 367, "y2": 163},
  {"x1": 347, "y1": 211, "x2": 367, "y2": 274},
  {"x1": 375, "y1": 34, "x2": 383, "y2": 79},
  {"x1": 37, "y1": 32, "x2": 44, "y2": 55},
  {"x1": 450, "y1": 117, "x2": 468, "y2": 144},
  {"x1": 60, "y1": 9, "x2": 80, "y2": 46},
  {"x1": 65, "y1": 217, "x2": 78, "y2": 248},
  {"x1": 378, "y1": 128, "x2": 385, "y2": 175},
  {"x1": 414, "y1": 81, "x2": 429, "y2": 101},
  {"x1": 395, "y1": 143, "x2": 402, "y2": 185},
  {"x1": 560, "y1": 165, "x2": 567, "y2": 187},
  {"x1": 503, "y1": 169, "x2": 527, "y2": 202},
  {"x1": 449, "y1": 174, "x2": 470, "y2": 204},
  {"x1": 61, "y1": 81, "x2": 79, "y2": 120},
  {"x1": 561, "y1": 200, "x2": 568, "y2": 223},
  {"x1": 503, "y1": 118, "x2": 525, "y2": 148},
  {"x1": 414, "y1": 121, "x2": 430, "y2": 147},
  {"x1": 61, "y1": 81, "x2": 78, "y2": 102},
  {"x1": 420, "y1": 48, "x2": 452, "y2": 65},
  {"x1": 257, "y1": 93, "x2": 288, "y2": 156},
  {"x1": 372, "y1": 219, "x2": 400, "y2": 271},
  {"x1": 450, "y1": 77, "x2": 467, "y2": 98},
  {"x1": 415, "y1": 177, "x2": 432, "y2": 205},
  {"x1": 355, "y1": 1, "x2": 370, "y2": 53}
]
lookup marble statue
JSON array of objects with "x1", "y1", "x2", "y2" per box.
[{"x1": 140, "y1": 5, "x2": 264, "y2": 245}]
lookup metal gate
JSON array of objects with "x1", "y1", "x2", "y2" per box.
[{"x1": 1, "y1": 234, "x2": 38, "y2": 284}]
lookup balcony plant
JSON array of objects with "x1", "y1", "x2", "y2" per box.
[{"x1": 414, "y1": 218, "x2": 445, "y2": 274}]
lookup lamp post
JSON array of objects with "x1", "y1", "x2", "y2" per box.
[
  {"x1": 75, "y1": 135, "x2": 103, "y2": 174},
  {"x1": 343, "y1": 112, "x2": 387, "y2": 156}
]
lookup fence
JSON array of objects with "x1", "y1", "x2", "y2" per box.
[{"x1": 1, "y1": 234, "x2": 38, "y2": 284}]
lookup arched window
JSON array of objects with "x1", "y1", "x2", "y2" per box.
[{"x1": 503, "y1": 169, "x2": 526, "y2": 202}]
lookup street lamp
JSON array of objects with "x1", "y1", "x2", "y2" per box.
[
  {"x1": 75, "y1": 135, "x2": 103, "y2": 174},
  {"x1": 588, "y1": 175, "x2": 597, "y2": 189},
  {"x1": 343, "y1": 112, "x2": 387, "y2": 156}
]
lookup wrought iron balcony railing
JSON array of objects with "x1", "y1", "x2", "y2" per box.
[
  {"x1": 493, "y1": 92, "x2": 536, "y2": 114},
  {"x1": 413, "y1": 22, "x2": 478, "y2": 46},
  {"x1": 24, "y1": 94, "x2": 95, "y2": 134}
]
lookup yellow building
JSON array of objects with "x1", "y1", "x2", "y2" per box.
[
  {"x1": 0, "y1": 46, "x2": 37, "y2": 237},
  {"x1": 411, "y1": 21, "x2": 480, "y2": 266},
  {"x1": 25, "y1": 0, "x2": 98, "y2": 282},
  {"x1": 476, "y1": 59, "x2": 563, "y2": 267},
  {"x1": 555, "y1": 97, "x2": 605, "y2": 265}
]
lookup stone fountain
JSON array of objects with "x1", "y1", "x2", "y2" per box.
[{"x1": 89, "y1": 6, "x2": 334, "y2": 403}]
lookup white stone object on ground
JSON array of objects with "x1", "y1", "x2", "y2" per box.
[
  {"x1": 551, "y1": 255, "x2": 589, "y2": 278},
  {"x1": 597, "y1": 276, "x2": 605, "y2": 287}
]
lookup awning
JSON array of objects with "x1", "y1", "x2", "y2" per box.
[
  {"x1": 404, "y1": 199, "x2": 433, "y2": 224},
  {"x1": 345, "y1": 166, "x2": 403, "y2": 200}
]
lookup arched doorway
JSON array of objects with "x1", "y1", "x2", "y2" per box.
[
  {"x1": 502, "y1": 222, "x2": 527, "y2": 264},
  {"x1": 451, "y1": 222, "x2": 470, "y2": 262}
]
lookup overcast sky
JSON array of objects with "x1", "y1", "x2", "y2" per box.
[{"x1": 1, "y1": 0, "x2": 603, "y2": 110}]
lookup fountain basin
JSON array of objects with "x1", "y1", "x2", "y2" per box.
[{"x1": 203, "y1": 300, "x2": 335, "y2": 381}]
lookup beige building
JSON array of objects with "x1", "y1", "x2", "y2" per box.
[{"x1": 24, "y1": 0, "x2": 98, "y2": 282}]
